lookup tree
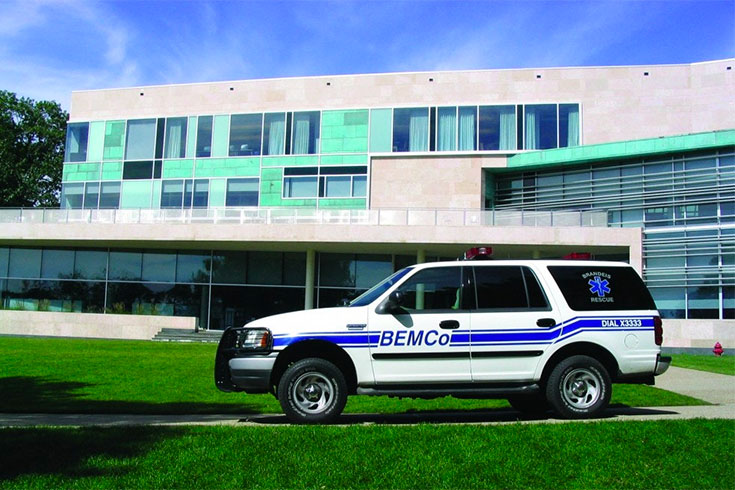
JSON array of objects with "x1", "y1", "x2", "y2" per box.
[{"x1": 0, "y1": 90, "x2": 67, "y2": 207}]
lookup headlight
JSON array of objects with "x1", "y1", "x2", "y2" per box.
[{"x1": 235, "y1": 328, "x2": 272, "y2": 351}]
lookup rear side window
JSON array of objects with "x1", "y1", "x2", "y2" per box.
[
  {"x1": 473, "y1": 266, "x2": 550, "y2": 310},
  {"x1": 548, "y1": 265, "x2": 657, "y2": 311}
]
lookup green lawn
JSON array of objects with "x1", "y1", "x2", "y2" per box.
[
  {"x1": 0, "y1": 337, "x2": 703, "y2": 415},
  {"x1": 671, "y1": 353, "x2": 735, "y2": 376},
  {"x1": 1, "y1": 420, "x2": 733, "y2": 489}
]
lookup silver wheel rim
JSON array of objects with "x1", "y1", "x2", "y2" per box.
[
  {"x1": 561, "y1": 368, "x2": 601, "y2": 409},
  {"x1": 291, "y1": 372, "x2": 334, "y2": 414}
]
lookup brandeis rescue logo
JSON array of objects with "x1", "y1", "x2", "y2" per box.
[{"x1": 582, "y1": 271, "x2": 614, "y2": 303}]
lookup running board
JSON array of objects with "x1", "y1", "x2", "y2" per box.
[{"x1": 356, "y1": 383, "x2": 540, "y2": 399}]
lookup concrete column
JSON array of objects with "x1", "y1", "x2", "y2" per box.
[
  {"x1": 305, "y1": 249, "x2": 316, "y2": 310},
  {"x1": 416, "y1": 249, "x2": 426, "y2": 264}
]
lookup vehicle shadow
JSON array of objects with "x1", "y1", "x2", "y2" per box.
[
  {"x1": 240, "y1": 404, "x2": 681, "y2": 425},
  {"x1": 0, "y1": 376, "x2": 265, "y2": 415}
]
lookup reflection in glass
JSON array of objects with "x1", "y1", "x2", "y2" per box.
[{"x1": 41, "y1": 249, "x2": 75, "y2": 279}]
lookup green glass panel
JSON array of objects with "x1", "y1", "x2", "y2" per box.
[
  {"x1": 120, "y1": 181, "x2": 152, "y2": 208},
  {"x1": 369, "y1": 109, "x2": 392, "y2": 153},
  {"x1": 321, "y1": 110, "x2": 369, "y2": 154},
  {"x1": 211, "y1": 115, "x2": 230, "y2": 157},
  {"x1": 163, "y1": 159, "x2": 194, "y2": 178},
  {"x1": 209, "y1": 178, "x2": 226, "y2": 207},
  {"x1": 186, "y1": 116, "x2": 198, "y2": 158},
  {"x1": 261, "y1": 155, "x2": 319, "y2": 167},
  {"x1": 103, "y1": 120, "x2": 126, "y2": 160},
  {"x1": 318, "y1": 198, "x2": 366, "y2": 209},
  {"x1": 87, "y1": 121, "x2": 106, "y2": 162},
  {"x1": 320, "y1": 154, "x2": 368, "y2": 165},
  {"x1": 101, "y1": 161, "x2": 123, "y2": 181},
  {"x1": 151, "y1": 180, "x2": 162, "y2": 209}
]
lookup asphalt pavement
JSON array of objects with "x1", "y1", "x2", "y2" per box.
[{"x1": 1, "y1": 366, "x2": 733, "y2": 428}]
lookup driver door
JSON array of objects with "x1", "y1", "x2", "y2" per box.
[{"x1": 367, "y1": 266, "x2": 472, "y2": 383}]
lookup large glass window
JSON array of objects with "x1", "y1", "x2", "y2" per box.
[
  {"x1": 458, "y1": 106, "x2": 477, "y2": 151},
  {"x1": 479, "y1": 105, "x2": 516, "y2": 151},
  {"x1": 9, "y1": 248, "x2": 42, "y2": 278},
  {"x1": 65, "y1": 123, "x2": 89, "y2": 162},
  {"x1": 123, "y1": 161, "x2": 154, "y2": 180},
  {"x1": 226, "y1": 178, "x2": 259, "y2": 206},
  {"x1": 142, "y1": 252, "x2": 176, "y2": 283},
  {"x1": 61, "y1": 183, "x2": 84, "y2": 209},
  {"x1": 99, "y1": 182, "x2": 121, "y2": 209},
  {"x1": 74, "y1": 250, "x2": 107, "y2": 280},
  {"x1": 176, "y1": 251, "x2": 210, "y2": 284},
  {"x1": 209, "y1": 285, "x2": 304, "y2": 330},
  {"x1": 263, "y1": 113, "x2": 286, "y2": 155},
  {"x1": 524, "y1": 104, "x2": 557, "y2": 150},
  {"x1": 161, "y1": 180, "x2": 184, "y2": 208},
  {"x1": 83, "y1": 182, "x2": 100, "y2": 209},
  {"x1": 436, "y1": 107, "x2": 457, "y2": 151},
  {"x1": 284, "y1": 177, "x2": 318, "y2": 198},
  {"x1": 125, "y1": 119, "x2": 156, "y2": 160},
  {"x1": 559, "y1": 104, "x2": 580, "y2": 147},
  {"x1": 108, "y1": 251, "x2": 142, "y2": 281},
  {"x1": 164, "y1": 117, "x2": 187, "y2": 159},
  {"x1": 229, "y1": 114, "x2": 262, "y2": 156},
  {"x1": 41, "y1": 249, "x2": 75, "y2": 279},
  {"x1": 290, "y1": 111, "x2": 320, "y2": 155},
  {"x1": 196, "y1": 116, "x2": 213, "y2": 158},
  {"x1": 212, "y1": 251, "x2": 248, "y2": 284},
  {"x1": 393, "y1": 108, "x2": 428, "y2": 152}
]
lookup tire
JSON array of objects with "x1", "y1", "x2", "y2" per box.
[
  {"x1": 277, "y1": 358, "x2": 348, "y2": 424},
  {"x1": 545, "y1": 355, "x2": 611, "y2": 419},
  {"x1": 508, "y1": 395, "x2": 550, "y2": 416}
]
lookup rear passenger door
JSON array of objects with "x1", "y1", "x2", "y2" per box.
[{"x1": 469, "y1": 266, "x2": 557, "y2": 381}]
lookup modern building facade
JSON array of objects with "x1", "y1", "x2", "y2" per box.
[{"x1": 0, "y1": 59, "x2": 732, "y2": 346}]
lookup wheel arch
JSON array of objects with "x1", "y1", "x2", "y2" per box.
[
  {"x1": 540, "y1": 342, "x2": 620, "y2": 386},
  {"x1": 271, "y1": 340, "x2": 358, "y2": 395}
]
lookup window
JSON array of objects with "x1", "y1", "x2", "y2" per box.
[
  {"x1": 393, "y1": 108, "x2": 428, "y2": 152},
  {"x1": 226, "y1": 178, "x2": 259, "y2": 206},
  {"x1": 61, "y1": 183, "x2": 84, "y2": 209},
  {"x1": 83, "y1": 182, "x2": 100, "y2": 209},
  {"x1": 284, "y1": 177, "x2": 318, "y2": 198},
  {"x1": 559, "y1": 104, "x2": 580, "y2": 147},
  {"x1": 473, "y1": 266, "x2": 548, "y2": 310},
  {"x1": 524, "y1": 104, "x2": 557, "y2": 150},
  {"x1": 263, "y1": 113, "x2": 286, "y2": 155},
  {"x1": 548, "y1": 266, "x2": 656, "y2": 311},
  {"x1": 479, "y1": 106, "x2": 516, "y2": 151},
  {"x1": 436, "y1": 107, "x2": 457, "y2": 151},
  {"x1": 161, "y1": 179, "x2": 209, "y2": 209},
  {"x1": 290, "y1": 111, "x2": 320, "y2": 154},
  {"x1": 123, "y1": 161, "x2": 154, "y2": 180},
  {"x1": 458, "y1": 106, "x2": 477, "y2": 151},
  {"x1": 161, "y1": 180, "x2": 184, "y2": 208},
  {"x1": 65, "y1": 123, "x2": 89, "y2": 162},
  {"x1": 394, "y1": 266, "x2": 464, "y2": 311},
  {"x1": 103, "y1": 121, "x2": 126, "y2": 160},
  {"x1": 41, "y1": 249, "x2": 75, "y2": 279},
  {"x1": 164, "y1": 117, "x2": 187, "y2": 158},
  {"x1": 99, "y1": 182, "x2": 120, "y2": 209},
  {"x1": 195, "y1": 116, "x2": 213, "y2": 158},
  {"x1": 352, "y1": 176, "x2": 367, "y2": 197},
  {"x1": 125, "y1": 119, "x2": 156, "y2": 160},
  {"x1": 283, "y1": 166, "x2": 367, "y2": 198},
  {"x1": 229, "y1": 114, "x2": 262, "y2": 156}
]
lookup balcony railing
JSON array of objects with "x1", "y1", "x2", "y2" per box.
[{"x1": 0, "y1": 207, "x2": 609, "y2": 228}]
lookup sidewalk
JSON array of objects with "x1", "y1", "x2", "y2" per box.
[{"x1": 0, "y1": 367, "x2": 732, "y2": 428}]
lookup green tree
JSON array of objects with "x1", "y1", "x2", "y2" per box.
[{"x1": 0, "y1": 90, "x2": 67, "y2": 207}]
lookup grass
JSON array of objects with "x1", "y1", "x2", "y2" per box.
[
  {"x1": 0, "y1": 420, "x2": 733, "y2": 489},
  {"x1": 0, "y1": 336, "x2": 704, "y2": 415},
  {"x1": 671, "y1": 353, "x2": 735, "y2": 376}
]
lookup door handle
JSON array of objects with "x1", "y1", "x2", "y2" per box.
[
  {"x1": 536, "y1": 318, "x2": 557, "y2": 328},
  {"x1": 440, "y1": 320, "x2": 460, "y2": 329}
]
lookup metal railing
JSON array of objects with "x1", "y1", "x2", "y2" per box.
[{"x1": 0, "y1": 207, "x2": 609, "y2": 228}]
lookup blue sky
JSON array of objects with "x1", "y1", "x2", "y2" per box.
[{"x1": 1, "y1": 0, "x2": 733, "y2": 110}]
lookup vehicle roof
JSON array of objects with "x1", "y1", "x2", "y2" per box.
[{"x1": 410, "y1": 259, "x2": 633, "y2": 269}]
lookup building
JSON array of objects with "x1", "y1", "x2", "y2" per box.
[{"x1": 0, "y1": 59, "x2": 732, "y2": 347}]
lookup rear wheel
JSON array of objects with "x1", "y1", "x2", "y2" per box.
[
  {"x1": 546, "y1": 355, "x2": 611, "y2": 419},
  {"x1": 277, "y1": 358, "x2": 347, "y2": 424}
]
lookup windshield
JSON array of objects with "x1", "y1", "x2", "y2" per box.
[{"x1": 349, "y1": 267, "x2": 413, "y2": 307}]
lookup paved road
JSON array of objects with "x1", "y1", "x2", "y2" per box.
[{"x1": 1, "y1": 366, "x2": 733, "y2": 428}]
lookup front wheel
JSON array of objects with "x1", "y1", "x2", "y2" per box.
[
  {"x1": 545, "y1": 355, "x2": 611, "y2": 419},
  {"x1": 277, "y1": 358, "x2": 347, "y2": 424}
]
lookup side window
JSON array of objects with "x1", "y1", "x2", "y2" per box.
[
  {"x1": 473, "y1": 266, "x2": 549, "y2": 310},
  {"x1": 395, "y1": 267, "x2": 464, "y2": 311},
  {"x1": 548, "y1": 265, "x2": 657, "y2": 311}
]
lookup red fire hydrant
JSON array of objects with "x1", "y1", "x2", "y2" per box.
[{"x1": 713, "y1": 342, "x2": 724, "y2": 356}]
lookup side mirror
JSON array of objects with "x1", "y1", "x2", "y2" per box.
[{"x1": 376, "y1": 290, "x2": 404, "y2": 315}]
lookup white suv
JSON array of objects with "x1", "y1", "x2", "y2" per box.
[{"x1": 215, "y1": 260, "x2": 670, "y2": 423}]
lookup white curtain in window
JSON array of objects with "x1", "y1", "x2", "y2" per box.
[
  {"x1": 293, "y1": 114, "x2": 310, "y2": 154},
  {"x1": 566, "y1": 106, "x2": 580, "y2": 147},
  {"x1": 437, "y1": 108, "x2": 456, "y2": 151},
  {"x1": 458, "y1": 108, "x2": 476, "y2": 151},
  {"x1": 164, "y1": 118, "x2": 186, "y2": 158},
  {"x1": 267, "y1": 117, "x2": 285, "y2": 155},
  {"x1": 525, "y1": 108, "x2": 540, "y2": 150},
  {"x1": 408, "y1": 110, "x2": 428, "y2": 151},
  {"x1": 499, "y1": 107, "x2": 516, "y2": 150}
]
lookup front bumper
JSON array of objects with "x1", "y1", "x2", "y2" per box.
[
  {"x1": 214, "y1": 327, "x2": 277, "y2": 393},
  {"x1": 655, "y1": 354, "x2": 672, "y2": 376}
]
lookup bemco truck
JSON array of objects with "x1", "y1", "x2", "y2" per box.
[{"x1": 215, "y1": 260, "x2": 671, "y2": 423}]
